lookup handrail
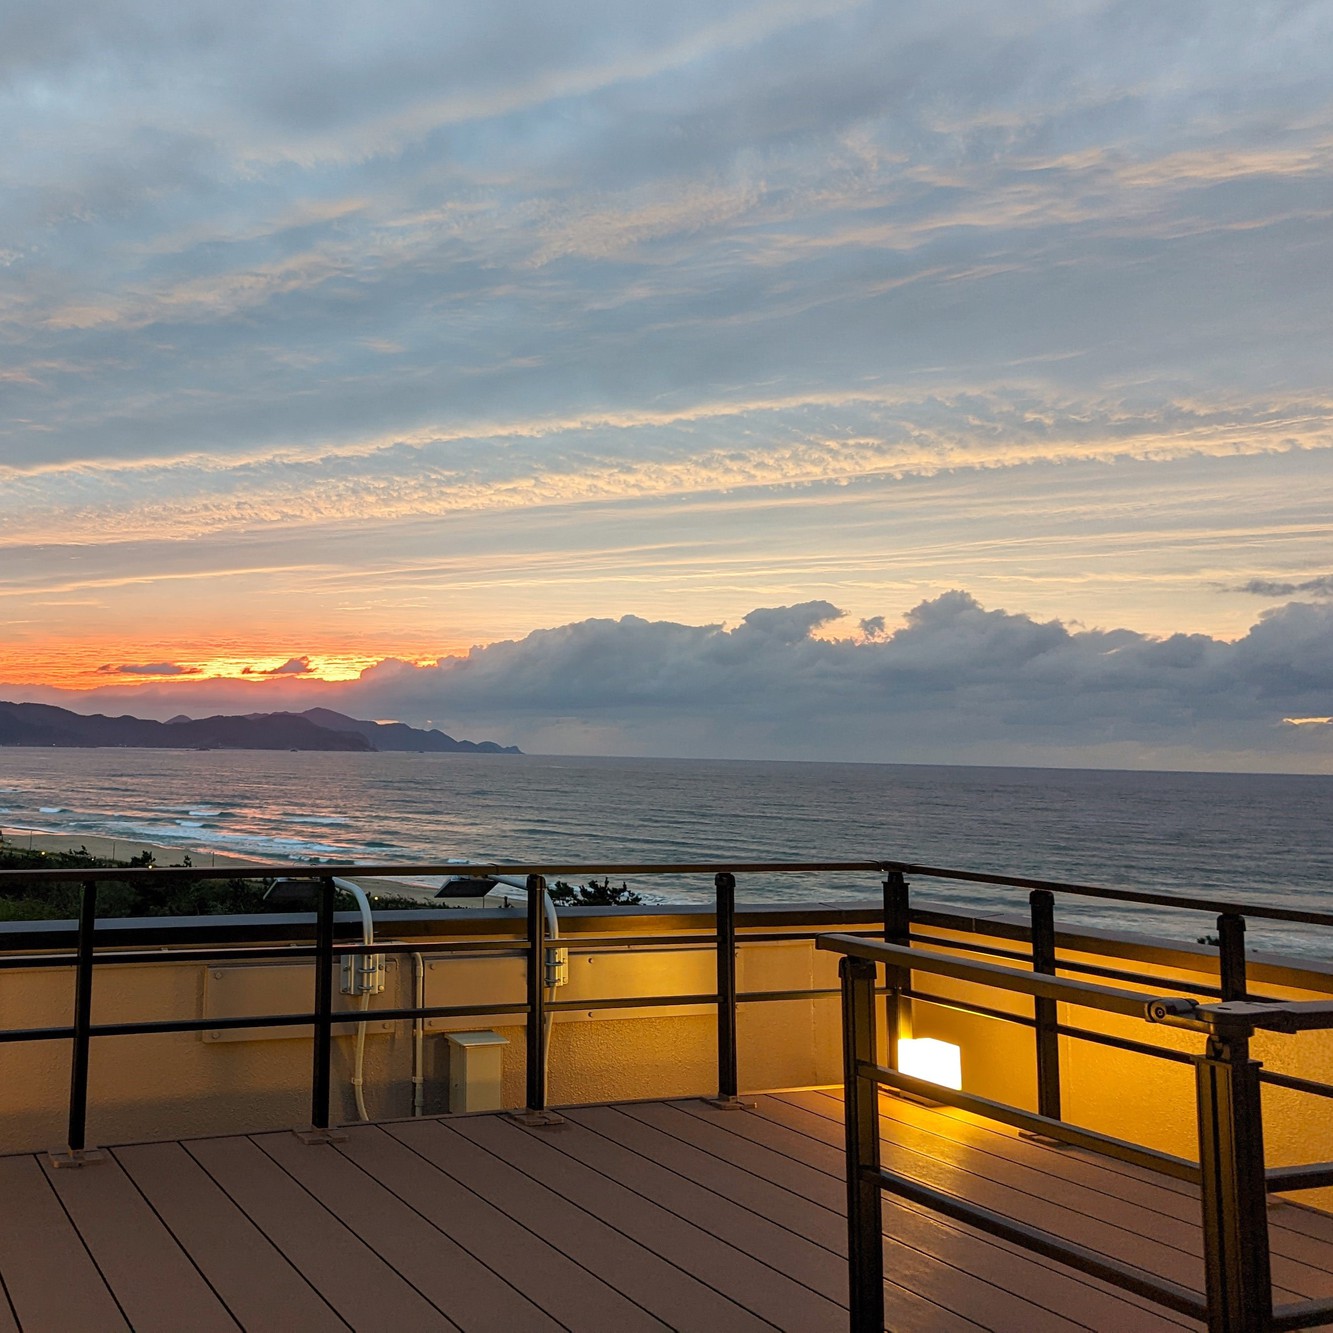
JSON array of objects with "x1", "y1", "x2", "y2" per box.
[
  {"x1": 817, "y1": 933, "x2": 1207, "y2": 1027},
  {"x1": 876, "y1": 858, "x2": 1333, "y2": 929},
  {"x1": 821, "y1": 933, "x2": 1333, "y2": 1333},
  {"x1": 4, "y1": 851, "x2": 1333, "y2": 1331},
  {"x1": 5, "y1": 851, "x2": 1333, "y2": 927}
]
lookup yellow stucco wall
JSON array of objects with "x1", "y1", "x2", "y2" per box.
[{"x1": 1, "y1": 908, "x2": 1331, "y2": 1221}]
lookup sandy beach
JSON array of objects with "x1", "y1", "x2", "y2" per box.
[
  {"x1": 0, "y1": 824, "x2": 445, "y2": 902},
  {"x1": 0, "y1": 825, "x2": 269, "y2": 870}
]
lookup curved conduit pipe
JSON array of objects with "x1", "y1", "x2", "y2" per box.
[
  {"x1": 331, "y1": 877, "x2": 378, "y2": 1122},
  {"x1": 489, "y1": 875, "x2": 562, "y2": 1084},
  {"x1": 424, "y1": 874, "x2": 563, "y2": 1113}
]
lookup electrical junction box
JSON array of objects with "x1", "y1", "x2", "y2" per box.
[{"x1": 446, "y1": 1030, "x2": 509, "y2": 1113}]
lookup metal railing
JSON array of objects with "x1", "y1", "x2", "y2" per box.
[
  {"x1": 0, "y1": 859, "x2": 890, "y2": 1155},
  {"x1": 3, "y1": 852, "x2": 1333, "y2": 1332},
  {"x1": 821, "y1": 932, "x2": 1333, "y2": 1333}
]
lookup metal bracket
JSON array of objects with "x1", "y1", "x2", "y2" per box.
[
  {"x1": 510, "y1": 1108, "x2": 566, "y2": 1127},
  {"x1": 1017, "y1": 1130, "x2": 1074, "y2": 1149},
  {"x1": 47, "y1": 1146, "x2": 105, "y2": 1169},
  {"x1": 294, "y1": 1126, "x2": 349, "y2": 1145},
  {"x1": 704, "y1": 1095, "x2": 757, "y2": 1111}
]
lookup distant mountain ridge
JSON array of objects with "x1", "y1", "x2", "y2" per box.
[
  {"x1": 296, "y1": 709, "x2": 520, "y2": 753},
  {"x1": 0, "y1": 700, "x2": 520, "y2": 754}
]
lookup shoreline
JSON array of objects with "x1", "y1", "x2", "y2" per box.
[
  {"x1": 0, "y1": 823, "x2": 271, "y2": 871},
  {"x1": 0, "y1": 823, "x2": 444, "y2": 903}
]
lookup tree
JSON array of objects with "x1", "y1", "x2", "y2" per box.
[{"x1": 548, "y1": 877, "x2": 642, "y2": 906}]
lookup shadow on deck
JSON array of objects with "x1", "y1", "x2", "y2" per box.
[{"x1": 2, "y1": 1091, "x2": 1332, "y2": 1331}]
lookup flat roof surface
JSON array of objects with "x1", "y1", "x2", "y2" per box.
[{"x1": 1, "y1": 1092, "x2": 1330, "y2": 1330}]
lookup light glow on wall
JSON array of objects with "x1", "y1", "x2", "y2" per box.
[{"x1": 899, "y1": 1037, "x2": 962, "y2": 1091}]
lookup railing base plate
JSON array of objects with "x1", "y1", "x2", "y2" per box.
[
  {"x1": 48, "y1": 1147, "x2": 105, "y2": 1169},
  {"x1": 1018, "y1": 1130, "x2": 1074, "y2": 1148},
  {"x1": 704, "y1": 1096, "x2": 758, "y2": 1111},
  {"x1": 294, "y1": 1126, "x2": 349, "y2": 1146},
  {"x1": 511, "y1": 1109, "x2": 565, "y2": 1127}
]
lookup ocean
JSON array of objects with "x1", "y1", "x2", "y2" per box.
[{"x1": 1, "y1": 749, "x2": 1330, "y2": 957}]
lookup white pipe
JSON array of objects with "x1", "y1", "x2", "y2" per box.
[
  {"x1": 410, "y1": 951, "x2": 426, "y2": 1116},
  {"x1": 332, "y1": 878, "x2": 376, "y2": 1123},
  {"x1": 487, "y1": 875, "x2": 560, "y2": 1093}
]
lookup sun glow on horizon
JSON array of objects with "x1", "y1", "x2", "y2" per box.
[{"x1": 0, "y1": 646, "x2": 448, "y2": 692}]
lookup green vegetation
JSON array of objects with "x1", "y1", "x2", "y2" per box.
[
  {"x1": 0, "y1": 843, "x2": 435, "y2": 920},
  {"x1": 549, "y1": 876, "x2": 643, "y2": 907}
]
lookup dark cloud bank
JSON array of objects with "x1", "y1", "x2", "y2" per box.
[{"x1": 57, "y1": 592, "x2": 1333, "y2": 771}]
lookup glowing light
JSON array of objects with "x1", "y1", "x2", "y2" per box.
[{"x1": 898, "y1": 1037, "x2": 962, "y2": 1090}]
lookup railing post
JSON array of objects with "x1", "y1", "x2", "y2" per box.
[
  {"x1": 526, "y1": 873, "x2": 548, "y2": 1112},
  {"x1": 1030, "y1": 889, "x2": 1062, "y2": 1121},
  {"x1": 65, "y1": 878, "x2": 98, "y2": 1156},
  {"x1": 715, "y1": 871, "x2": 739, "y2": 1101},
  {"x1": 882, "y1": 871, "x2": 910, "y2": 1071},
  {"x1": 840, "y1": 954, "x2": 884, "y2": 1332},
  {"x1": 310, "y1": 877, "x2": 336, "y2": 1132},
  {"x1": 1195, "y1": 1028, "x2": 1271, "y2": 1333},
  {"x1": 1217, "y1": 914, "x2": 1248, "y2": 1002}
]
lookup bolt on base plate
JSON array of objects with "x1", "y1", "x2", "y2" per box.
[
  {"x1": 294, "y1": 1126, "x2": 349, "y2": 1145},
  {"x1": 510, "y1": 1108, "x2": 565, "y2": 1127},
  {"x1": 1018, "y1": 1130, "x2": 1074, "y2": 1148},
  {"x1": 48, "y1": 1147, "x2": 105, "y2": 1169}
]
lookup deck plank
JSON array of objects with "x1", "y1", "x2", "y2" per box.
[
  {"x1": 510, "y1": 1109, "x2": 847, "y2": 1324},
  {"x1": 0, "y1": 1093, "x2": 1328, "y2": 1333},
  {"x1": 0, "y1": 1278, "x2": 19, "y2": 1333},
  {"x1": 187, "y1": 1134, "x2": 455, "y2": 1332},
  {"x1": 114, "y1": 1141, "x2": 347, "y2": 1333},
  {"x1": 771, "y1": 1090, "x2": 1333, "y2": 1302},
  {"x1": 0, "y1": 1155, "x2": 129, "y2": 1331},
  {"x1": 254, "y1": 1128, "x2": 560, "y2": 1333},
  {"x1": 457, "y1": 1112, "x2": 837, "y2": 1331},
  {"x1": 336, "y1": 1124, "x2": 665, "y2": 1333},
  {"x1": 805, "y1": 1088, "x2": 1333, "y2": 1272},
  {"x1": 390, "y1": 1116, "x2": 769, "y2": 1333},
  {"x1": 661, "y1": 1101, "x2": 1197, "y2": 1333},
  {"x1": 40, "y1": 1151, "x2": 238, "y2": 1333},
  {"x1": 572, "y1": 1105, "x2": 1090, "y2": 1333}
]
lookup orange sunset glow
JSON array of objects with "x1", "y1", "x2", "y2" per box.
[
  {"x1": 0, "y1": 2, "x2": 1329, "y2": 770},
  {"x1": 0, "y1": 645, "x2": 446, "y2": 691}
]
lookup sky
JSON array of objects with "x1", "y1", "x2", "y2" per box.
[{"x1": 1, "y1": 0, "x2": 1331, "y2": 769}]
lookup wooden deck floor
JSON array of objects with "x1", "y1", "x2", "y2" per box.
[{"x1": 0, "y1": 1091, "x2": 1331, "y2": 1331}]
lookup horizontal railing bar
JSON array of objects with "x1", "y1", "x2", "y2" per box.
[
  {"x1": 875, "y1": 1165, "x2": 1208, "y2": 1319},
  {"x1": 908, "y1": 930, "x2": 1276, "y2": 1007},
  {"x1": 6, "y1": 853, "x2": 1333, "y2": 929},
  {"x1": 1266, "y1": 1163, "x2": 1333, "y2": 1194},
  {"x1": 904, "y1": 987, "x2": 1037, "y2": 1028},
  {"x1": 0, "y1": 859, "x2": 888, "y2": 887},
  {"x1": 818, "y1": 935, "x2": 1206, "y2": 1027},
  {"x1": 1270, "y1": 1296, "x2": 1333, "y2": 1331},
  {"x1": 1056, "y1": 1022, "x2": 1195, "y2": 1067},
  {"x1": 910, "y1": 931, "x2": 1032, "y2": 964},
  {"x1": 0, "y1": 927, "x2": 886, "y2": 972},
  {"x1": 0, "y1": 1024, "x2": 76, "y2": 1044},
  {"x1": 76, "y1": 1002, "x2": 535, "y2": 1040},
  {"x1": 879, "y1": 859, "x2": 1333, "y2": 929},
  {"x1": 1261, "y1": 1069, "x2": 1333, "y2": 1101},
  {"x1": 1056, "y1": 957, "x2": 1228, "y2": 1000},
  {"x1": 868, "y1": 1064, "x2": 1202, "y2": 1183}
]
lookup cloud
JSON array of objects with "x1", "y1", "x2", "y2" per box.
[
  {"x1": 27, "y1": 592, "x2": 1333, "y2": 771},
  {"x1": 96, "y1": 662, "x2": 202, "y2": 677},
  {"x1": 241, "y1": 656, "x2": 315, "y2": 676},
  {"x1": 1236, "y1": 575, "x2": 1333, "y2": 599}
]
